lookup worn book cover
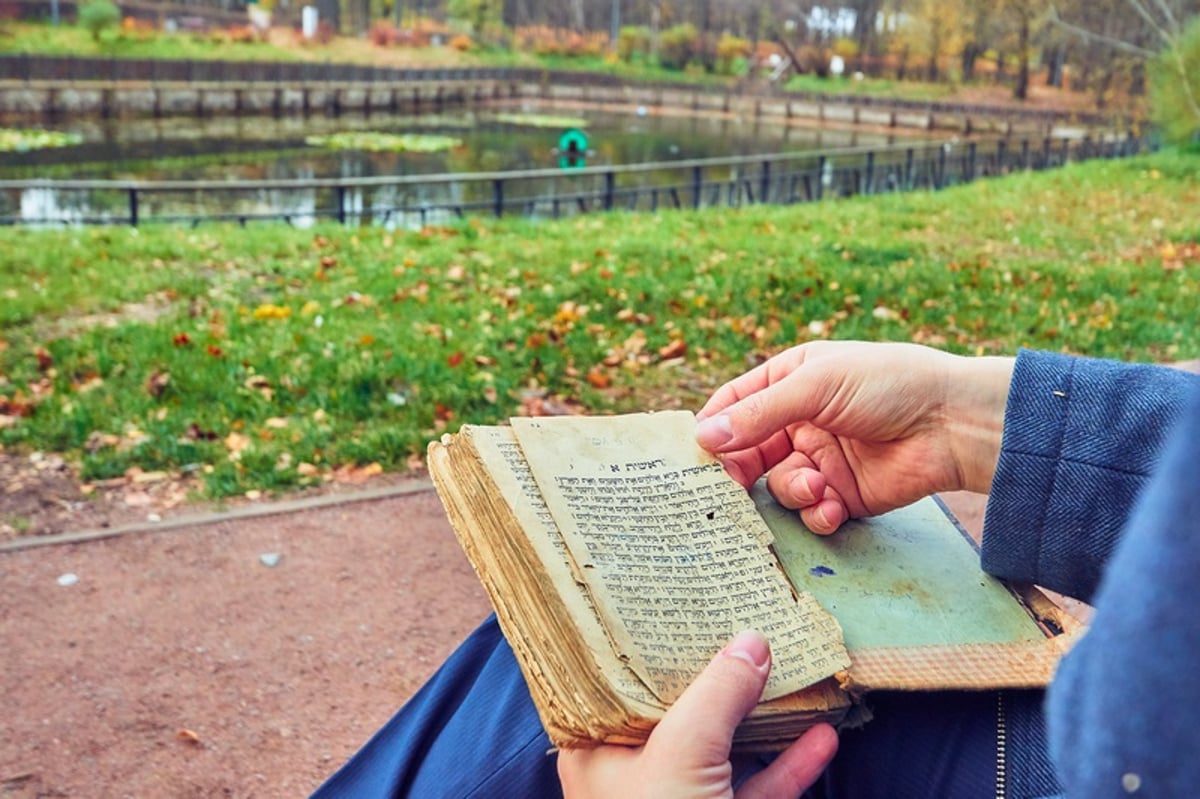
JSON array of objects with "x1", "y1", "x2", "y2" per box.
[{"x1": 427, "y1": 410, "x2": 1079, "y2": 750}]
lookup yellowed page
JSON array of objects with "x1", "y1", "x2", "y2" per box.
[
  {"x1": 510, "y1": 411, "x2": 849, "y2": 704},
  {"x1": 468, "y1": 426, "x2": 661, "y2": 708}
]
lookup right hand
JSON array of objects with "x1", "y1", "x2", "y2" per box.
[{"x1": 695, "y1": 341, "x2": 1014, "y2": 534}]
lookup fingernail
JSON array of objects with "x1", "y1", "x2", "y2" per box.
[
  {"x1": 723, "y1": 630, "x2": 770, "y2": 673},
  {"x1": 695, "y1": 414, "x2": 733, "y2": 450},
  {"x1": 813, "y1": 506, "x2": 831, "y2": 533}
]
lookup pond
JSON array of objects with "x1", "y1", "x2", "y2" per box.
[{"x1": 0, "y1": 101, "x2": 926, "y2": 226}]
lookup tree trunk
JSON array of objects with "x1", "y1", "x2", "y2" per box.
[
  {"x1": 1014, "y1": 15, "x2": 1029, "y2": 100},
  {"x1": 1045, "y1": 44, "x2": 1065, "y2": 88},
  {"x1": 962, "y1": 42, "x2": 979, "y2": 82}
]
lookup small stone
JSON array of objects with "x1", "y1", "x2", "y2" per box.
[
  {"x1": 147, "y1": 513, "x2": 162, "y2": 523},
  {"x1": 1122, "y1": 773, "x2": 1142, "y2": 793},
  {"x1": 259, "y1": 552, "x2": 282, "y2": 568},
  {"x1": 57, "y1": 573, "x2": 78, "y2": 587}
]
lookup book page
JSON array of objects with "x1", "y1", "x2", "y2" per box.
[
  {"x1": 510, "y1": 412, "x2": 849, "y2": 704},
  {"x1": 467, "y1": 426, "x2": 660, "y2": 706}
]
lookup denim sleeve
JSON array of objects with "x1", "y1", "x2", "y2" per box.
[
  {"x1": 980, "y1": 349, "x2": 1199, "y2": 602},
  {"x1": 1046, "y1": 383, "x2": 1200, "y2": 797}
]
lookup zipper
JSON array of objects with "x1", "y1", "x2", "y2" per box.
[{"x1": 996, "y1": 691, "x2": 1008, "y2": 799}]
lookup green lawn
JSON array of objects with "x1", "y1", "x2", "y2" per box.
[
  {"x1": 1, "y1": 151, "x2": 1196, "y2": 498},
  {"x1": 783, "y1": 73, "x2": 959, "y2": 102}
]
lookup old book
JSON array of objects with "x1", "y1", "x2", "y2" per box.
[{"x1": 427, "y1": 410, "x2": 1079, "y2": 750}]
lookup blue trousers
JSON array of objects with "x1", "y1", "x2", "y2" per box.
[{"x1": 313, "y1": 615, "x2": 1058, "y2": 798}]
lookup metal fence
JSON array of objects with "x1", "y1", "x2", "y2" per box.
[{"x1": 0, "y1": 133, "x2": 1147, "y2": 228}]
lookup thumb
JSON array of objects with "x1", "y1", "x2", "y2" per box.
[{"x1": 646, "y1": 630, "x2": 771, "y2": 766}]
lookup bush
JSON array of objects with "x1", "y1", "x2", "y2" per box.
[
  {"x1": 369, "y1": 20, "x2": 400, "y2": 47},
  {"x1": 715, "y1": 32, "x2": 751, "y2": 75},
  {"x1": 617, "y1": 25, "x2": 650, "y2": 62},
  {"x1": 658, "y1": 23, "x2": 698, "y2": 71},
  {"x1": 1150, "y1": 16, "x2": 1200, "y2": 148},
  {"x1": 78, "y1": 0, "x2": 120, "y2": 42}
]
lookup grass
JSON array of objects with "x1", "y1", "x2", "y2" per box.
[
  {"x1": 783, "y1": 73, "x2": 959, "y2": 102},
  {"x1": 1, "y1": 151, "x2": 1197, "y2": 498}
]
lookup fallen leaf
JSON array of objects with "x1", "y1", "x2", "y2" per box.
[
  {"x1": 177, "y1": 729, "x2": 202, "y2": 746},
  {"x1": 333, "y1": 462, "x2": 384, "y2": 483},
  {"x1": 657, "y1": 339, "x2": 687, "y2": 360},
  {"x1": 145, "y1": 370, "x2": 170, "y2": 398},
  {"x1": 586, "y1": 367, "x2": 611, "y2": 388},
  {"x1": 186, "y1": 423, "x2": 218, "y2": 441},
  {"x1": 224, "y1": 432, "x2": 251, "y2": 459},
  {"x1": 252, "y1": 304, "x2": 291, "y2": 321}
]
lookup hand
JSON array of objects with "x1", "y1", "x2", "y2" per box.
[
  {"x1": 557, "y1": 630, "x2": 838, "y2": 799},
  {"x1": 695, "y1": 341, "x2": 1014, "y2": 534}
]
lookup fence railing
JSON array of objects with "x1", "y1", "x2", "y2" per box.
[
  {"x1": 0, "y1": 55, "x2": 1115, "y2": 128},
  {"x1": 0, "y1": 133, "x2": 1147, "y2": 228}
]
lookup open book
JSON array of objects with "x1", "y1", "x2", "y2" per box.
[{"x1": 427, "y1": 411, "x2": 1079, "y2": 750}]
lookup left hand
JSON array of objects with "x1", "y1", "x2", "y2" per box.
[{"x1": 557, "y1": 630, "x2": 839, "y2": 799}]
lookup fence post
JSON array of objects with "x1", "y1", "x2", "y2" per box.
[
  {"x1": 1041, "y1": 137, "x2": 1052, "y2": 169},
  {"x1": 760, "y1": 160, "x2": 771, "y2": 204},
  {"x1": 335, "y1": 186, "x2": 346, "y2": 225},
  {"x1": 816, "y1": 155, "x2": 826, "y2": 200},
  {"x1": 996, "y1": 138, "x2": 1008, "y2": 174},
  {"x1": 692, "y1": 166, "x2": 703, "y2": 209},
  {"x1": 904, "y1": 147, "x2": 914, "y2": 190},
  {"x1": 493, "y1": 178, "x2": 504, "y2": 218},
  {"x1": 603, "y1": 171, "x2": 615, "y2": 211},
  {"x1": 128, "y1": 188, "x2": 139, "y2": 227},
  {"x1": 864, "y1": 151, "x2": 875, "y2": 195},
  {"x1": 966, "y1": 141, "x2": 977, "y2": 182},
  {"x1": 937, "y1": 145, "x2": 947, "y2": 189}
]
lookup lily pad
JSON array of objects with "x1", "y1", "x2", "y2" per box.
[
  {"x1": 304, "y1": 132, "x2": 464, "y2": 153},
  {"x1": 0, "y1": 128, "x2": 83, "y2": 153}
]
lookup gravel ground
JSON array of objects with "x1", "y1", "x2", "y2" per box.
[
  {"x1": 0, "y1": 484, "x2": 490, "y2": 798},
  {"x1": 0, "y1": 486, "x2": 1078, "y2": 798}
]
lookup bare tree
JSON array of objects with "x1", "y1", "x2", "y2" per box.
[{"x1": 1050, "y1": 0, "x2": 1200, "y2": 123}]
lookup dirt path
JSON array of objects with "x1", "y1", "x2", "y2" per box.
[{"x1": 0, "y1": 483, "x2": 490, "y2": 798}]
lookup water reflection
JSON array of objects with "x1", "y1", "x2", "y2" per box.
[{"x1": 0, "y1": 102, "x2": 919, "y2": 225}]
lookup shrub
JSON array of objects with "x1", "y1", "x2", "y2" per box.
[
  {"x1": 1149, "y1": 16, "x2": 1200, "y2": 148},
  {"x1": 658, "y1": 23, "x2": 698, "y2": 71},
  {"x1": 447, "y1": 0, "x2": 500, "y2": 37},
  {"x1": 715, "y1": 32, "x2": 751, "y2": 75},
  {"x1": 369, "y1": 20, "x2": 400, "y2": 47},
  {"x1": 78, "y1": 0, "x2": 120, "y2": 42},
  {"x1": 617, "y1": 25, "x2": 650, "y2": 62}
]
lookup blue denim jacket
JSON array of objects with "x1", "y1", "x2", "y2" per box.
[{"x1": 983, "y1": 350, "x2": 1200, "y2": 798}]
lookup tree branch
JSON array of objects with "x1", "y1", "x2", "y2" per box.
[{"x1": 1046, "y1": 4, "x2": 1155, "y2": 57}]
